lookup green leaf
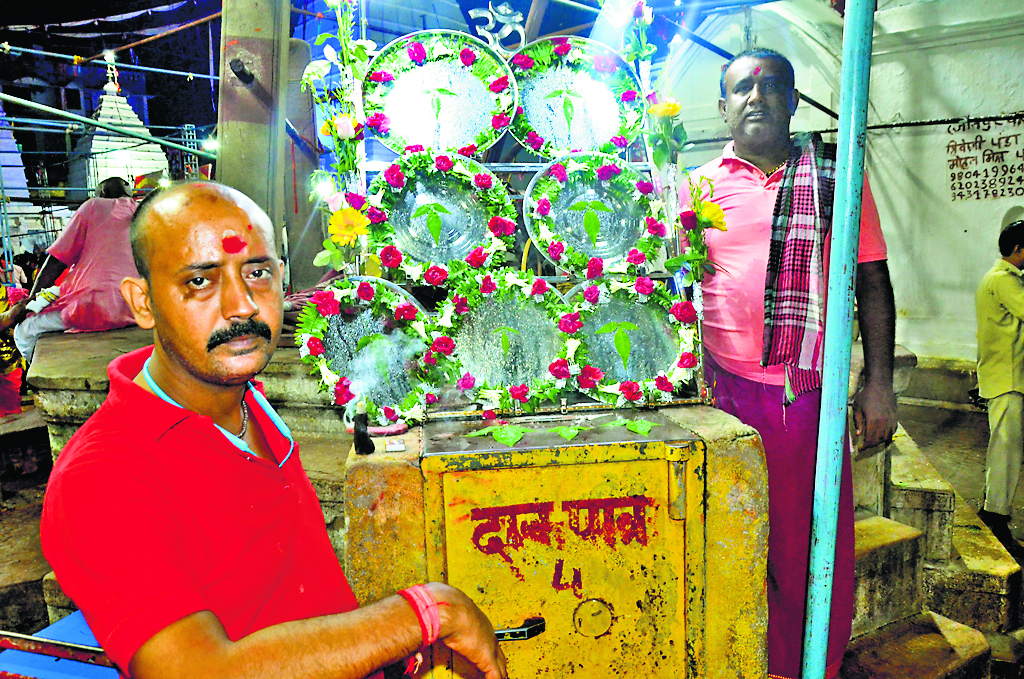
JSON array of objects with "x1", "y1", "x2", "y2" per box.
[
  {"x1": 313, "y1": 250, "x2": 333, "y2": 267},
  {"x1": 595, "y1": 321, "x2": 618, "y2": 335},
  {"x1": 432, "y1": 95, "x2": 441, "y2": 118},
  {"x1": 584, "y1": 209, "x2": 600, "y2": 246},
  {"x1": 544, "y1": 89, "x2": 565, "y2": 98},
  {"x1": 589, "y1": 200, "x2": 612, "y2": 212},
  {"x1": 427, "y1": 211, "x2": 443, "y2": 245},
  {"x1": 356, "y1": 333, "x2": 385, "y2": 351},
  {"x1": 433, "y1": 203, "x2": 452, "y2": 214},
  {"x1": 548, "y1": 426, "x2": 586, "y2": 441},
  {"x1": 412, "y1": 205, "x2": 432, "y2": 218},
  {"x1": 613, "y1": 327, "x2": 631, "y2": 370},
  {"x1": 492, "y1": 425, "x2": 531, "y2": 447},
  {"x1": 563, "y1": 97, "x2": 574, "y2": 130},
  {"x1": 301, "y1": 60, "x2": 332, "y2": 82},
  {"x1": 437, "y1": 88, "x2": 456, "y2": 96},
  {"x1": 314, "y1": 33, "x2": 334, "y2": 46},
  {"x1": 664, "y1": 255, "x2": 687, "y2": 270},
  {"x1": 619, "y1": 322, "x2": 638, "y2": 331},
  {"x1": 501, "y1": 330, "x2": 509, "y2": 355},
  {"x1": 625, "y1": 418, "x2": 658, "y2": 436},
  {"x1": 568, "y1": 200, "x2": 590, "y2": 212},
  {"x1": 466, "y1": 426, "x2": 500, "y2": 438},
  {"x1": 652, "y1": 143, "x2": 669, "y2": 169},
  {"x1": 601, "y1": 418, "x2": 632, "y2": 428}
]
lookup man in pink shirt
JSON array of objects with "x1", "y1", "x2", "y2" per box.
[
  {"x1": 686, "y1": 49, "x2": 896, "y2": 679},
  {"x1": 14, "y1": 176, "x2": 140, "y2": 363}
]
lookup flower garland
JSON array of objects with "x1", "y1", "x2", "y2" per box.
[
  {"x1": 362, "y1": 30, "x2": 516, "y2": 156},
  {"x1": 295, "y1": 277, "x2": 433, "y2": 425},
  {"x1": 361, "y1": 149, "x2": 518, "y2": 277},
  {"x1": 553, "y1": 274, "x2": 701, "y2": 408},
  {"x1": 508, "y1": 36, "x2": 646, "y2": 158},
  {"x1": 525, "y1": 152, "x2": 668, "y2": 277}
]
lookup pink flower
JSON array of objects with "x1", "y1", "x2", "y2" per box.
[
  {"x1": 458, "y1": 144, "x2": 477, "y2": 157},
  {"x1": 535, "y1": 197, "x2": 551, "y2": 216},
  {"x1": 383, "y1": 406, "x2": 399, "y2": 421},
  {"x1": 460, "y1": 48, "x2": 477, "y2": 66},
  {"x1": 367, "y1": 71, "x2": 394, "y2": 83},
  {"x1": 474, "y1": 173, "x2": 493, "y2": 189},
  {"x1": 583, "y1": 285, "x2": 600, "y2": 304},
  {"x1": 636, "y1": 180, "x2": 654, "y2": 195},
  {"x1": 345, "y1": 192, "x2": 366, "y2": 210},
  {"x1": 549, "y1": 358, "x2": 571, "y2": 379},
  {"x1": 621, "y1": 90, "x2": 638, "y2": 103},
  {"x1": 489, "y1": 75, "x2": 509, "y2": 92},
  {"x1": 492, "y1": 113, "x2": 511, "y2": 129},
  {"x1": 516, "y1": 105, "x2": 524, "y2": 116},
  {"x1": 435, "y1": 155, "x2": 453, "y2": 171},
  {"x1": 512, "y1": 53, "x2": 534, "y2": 69},
  {"x1": 425, "y1": 392, "x2": 438, "y2": 404},
  {"x1": 593, "y1": 54, "x2": 617, "y2": 73},
  {"x1": 488, "y1": 215, "x2": 516, "y2": 237},
  {"x1": 677, "y1": 352, "x2": 698, "y2": 368},
  {"x1": 394, "y1": 303, "x2": 418, "y2": 321},
  {"x1": 404, "y1": 144, "x2": 424, "y2": 154},
  {"x1": 645, "y1": 216, "x2": 667, "y2": 237},
  {"x1": 547, "y1": 163, "x2": 567, "y2": 182},
  {"x1": 671, "y1": 301, "x2": 698, "y2": 324},
  {"x1": 526, "y1": 130, "x2": 545, "y2": 150},
  {"x1": 311, "y1": 290, "x2": 340, "y2": 316},
  {"x1": 611, "y1": 135, "x2": 628, "y2": 148},
  {"x1": 482, "y1": 409, "x2": 497, "y2": 420},
  {"x1": 656, "y1": 375, "x2": 674, "y2": 392},
  {"x1": 619, "y1": 381, "x2": 642, "y2": 401},
  {"x1": 384, "y1": 164, "x2": 405, "y2": 188},
  {"x1": 596, "y1": 164, "x2": 621, "y2": 180},
  {"x1": 423, "y1": 350, "x2": 437, "y2": 366},
  {"x1": 465, "y1": 247, "x2": 489, "y2": 268},
  {"x1": 554, "y1": 42, "x2": 571, "y2": 56},
  {"x1": 632, "y1": 0, "x2": 645, "y2": 18},
  {"x1": 424, "y1": 265, "x2": 448, "y2": 286},
  {"x1": 626, "y1": 248, "x2": 646, "y2": 265},
  {"x1": 530, "y1": 278, "x2": 548, "y2": 296},
  {"x1": 679, "y1": 209, "x2": 699, "y2": 232},
  {"x1": 586, "y1": 257, "x2": 604, "y2": 280},
  {"x1": 367, "y1": 206, "x2": 387, "y2": 223},
  {"x1": 356, "y1": 281, "x2": 375, "y2": 301},
  {"x1": 456, "y1": 372, "x2": 476, "y2": 390},
  {"x1": 334, "y1": 377, "x2": 355, "y2": 405},
  {"x1": 509, "y1": 384, "x2": 530, "y2": 403},
  {"x1": 480, "y1": 275, "x2": 497, "y2": 294},
  {"x1": 407, "y1": 42, "x2": 427, "y2": 64},
  {"x1": 559, "y1": 312, "x2": 583, "y2": 334},
  {"x1": 306, "y1": 336, "x2": 325, "y2": 357},
  {"x1": 634, "y1": 276, "x2": 655, "y2": 295},
  {"x1": 577, "y1": 364, "x2": 604, "y2": 389},
  {"x1": 380, "y1": 245, "x2": 403, "y2": 268},
  {"x1": 547, "y1": 241, "x2": 564, "y2": 261},
  {"x1": 366, "y1": 112, "x2": 390, "y2": 134},
  {"x1": 453, "y1": 294, "x2": 470, "y2": 314},
  {"x1": 431, "y1": 336, "x2": 455, "y2": 356}
]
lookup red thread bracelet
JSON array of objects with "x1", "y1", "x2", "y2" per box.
[{"x1": 398, "y1": 584, "x2": 445, "y2": 647}]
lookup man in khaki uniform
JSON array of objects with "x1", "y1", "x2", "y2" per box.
[{"x1": 976, "y1": 219, "x2": 1024, "y2": 559}]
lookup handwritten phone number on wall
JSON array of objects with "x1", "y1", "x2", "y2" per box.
[{"x1": 950, "y1": 163, "x2": 1024, "y2": 201}]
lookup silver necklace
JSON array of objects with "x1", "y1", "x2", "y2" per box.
[{"x1": 238, "y1": 402, "x2": 249, "y2": 438}]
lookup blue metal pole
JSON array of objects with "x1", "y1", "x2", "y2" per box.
[{"x1": 801, "y1": 0, "x2": 875, "y2": 676}]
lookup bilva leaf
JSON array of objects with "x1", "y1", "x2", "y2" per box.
[
  {"x1": 412, "y1": 204, "x2": 432, "y2": 218},
  {"x1": 492, "y1": 425, "x2": 531, "y2": 447},
  {"x1": 568, "y1": 201, "x2": 590, "y2": 212},
  {"x1": 432, "y1": 95, "x2": 442, "y2": 118},
  {"x1": 563, "y1": 97, "x2": 574, "y2": 130},
  {"x1": 613, "y1": 327, "x2": 631, "y2": 370},
  {"x1": 467, "y1": 426, "x2": 500, "y2": 437},
  {"x1": 595, "y1": 321, "x2": 618, "y2": 335},
  {"x1": 437, "y1": 88, "x2": 456, "y2": 96},
  {"x1": 548, "y1": 426, "x2": 587, "y2": 441},
  {"x1": 545, "y1": 89, "x2": 565, "y2": 98},
  {"x1": 583, "y1": 208, "x2": 600, "y2": 246},
  {"x1": 625, "y1": 418, "x2": 657, "y2": 436},
  {"x1": 601, "y1": 418, "x2": 631, "y2": 428},
  {"x1": 356, "y1": 333, "x2": 385, "y2": 351},
  {"x1": 619, "y1": 322, "x2": 638, "y2": 331},
  {"x1": 590, "y1": 200, "x2": 612, "y2": 212},
  {"x1": 434, "y1": 203, "x2": 452, "y2": 214},
  {"x1": 492, "y1": 326, "x2": 520, "y2": 355},
  {"x1": 427, "y1": 211, "x2": 443, "y2": 244}
]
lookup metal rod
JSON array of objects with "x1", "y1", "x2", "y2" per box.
[
  {"x1": 0, "y1": 45, "x2": 219, "y2": 82},
  {"x1": 82, "y1": 12, "x2": 223, "y2": 63},
  {"x1": 0, "y1": 631, "x2": 115, "y2": 668},
  {"x1": 801, "y1": 0, "x2": 874, "y2": 676},
  {"x1": 292, "y1": 6, "x2": 340, "y2": 23},
  {"x1": 0, "y1": 93, "x2": 216, "y2": 160}
]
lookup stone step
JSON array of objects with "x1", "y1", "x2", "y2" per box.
[
  {"x1": 0, "y1": 501, "x2": 49, "y2": 634},
  {"x1": 890, "y1": 425, "x2": 956, "y2": 563},
  {"x1": 853, "y1": 515, "x2": 925, "y2": 638},
  {"x1": 840, "y1": 612, "x2": 990, "y2": 679}
]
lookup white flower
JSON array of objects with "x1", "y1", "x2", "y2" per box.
[
  {"x1": 318, "y1": 361, "x2": 340, "y2": 388},
  {"x1": 486, "y1": 236, "x2": 508, "y2": 255},
  {"x1": 565, "y1": 158, "x2": 588, "y2": 174},
  {"x1": 354, "y1": 38, "x2": 377, "y2": 52},
  {"x1": 478, "y1": 388, "x2": 503, "y2": 410},
  {"x1": 333, "y1": 287, "x2": 352, "y2": 300},
  {"x1": 411, "y1": 320, "x2": 428, "y2": 339},
  {"x1": 648, "y1": 198, "x2": 666, "y2": 216},
  {"x1": 609, "y1": 278, "x2": 633, "y2": 294},
  {"x1": 452, "y1": 161, "x2": 476, "y2": 183},
  {"x1": 436, "y1": 304, "x2": 455, "y2": 328},
  {"x1": 432, "y1": 42, "x2": 455, "y2": 59},
  {"x1": 365, "y1": 91, "x2": 385, "y2": 107},
  {"x1": 539, "y1": 223, "x2": 555, "y2": 241},
  {"x1": 598, "y1": 383, "x2": 621, "y2": 396},
  {"x1": 625, "y1": 109, "x2": 641, "y2": 129},
  {"x1": 670, "y1": 365, "x2": 692, "y2": 383},
  {"x1": 566, "y1": 337, "x2": 581, "y2": 362},
  {"x1": 367, "y1": 189, "x2": 385, "y2": 208},
  {"x1": 403, "y1": 404, "x2": 425, "y2": 422},
  {"x1": 504, "y1": 271, "x2": 528, "y2": 289},
  {"x1": 496, "y1": 92, "x2": 513, "y2": 111},
  {"x1": 324, "y1": 191, "x2": 346, "y2": 212},
  {"x1": 401, "y1": 260, "x2": 424, "y2": 281},
  {"x1": 607, "y1": 260, "x2": 630, "y2": 275},
  {"x1": 298, "y1": 334, "x2": 312, "y2": 358},
  {"x1": 555, "y1": 378, "x2": 567, "y2": 389}
]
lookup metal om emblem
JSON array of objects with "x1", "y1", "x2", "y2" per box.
[{"x1": 468, "y1": 2, "x2": 526, "y2": 56}]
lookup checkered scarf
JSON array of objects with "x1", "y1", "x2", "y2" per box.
[{"x1": 761, "y1": 132, "x2": 836, "y2": 403}]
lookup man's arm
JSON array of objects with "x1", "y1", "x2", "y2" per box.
[
  {"x1": 129, "y1": 583, "x2": 506, "y2": 679},
  {"x1": 852, "y1": 259, "x2": 898, "y2": 449},
  {"x1": 28, "y1": 254, "x2": 68, "y2": 298}
]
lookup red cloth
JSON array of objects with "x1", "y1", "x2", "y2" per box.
[
  {"x1": 46, "y1": 196, "x2": 139, "y2": 332},
  {"x1": 41, "y1": 346, "x2": 360, "y2": 675},
  {"x1": 687, "y1": 142, "x2": 888, "y2": 385},
  {"x1": 0, "y1": 367, "x2": 21, "y2": 418}
]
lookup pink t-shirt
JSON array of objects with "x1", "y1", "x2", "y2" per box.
[
  {"x1": 686, "y1": 142, "x2": 888, "y2": 385},
  {"x1": 47, "y1": 196, "x2": 139, "y2": 332}
]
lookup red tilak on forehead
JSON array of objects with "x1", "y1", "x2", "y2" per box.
[
  {"x1": 246, "y1": 223, "x2": 253, "y2": 230},
  {"x1": 754, "y1": 66, "x2": 761, "y2": 75},
  {"x1": 222, "y1": 236, "x2": 246, "y2": 253}
]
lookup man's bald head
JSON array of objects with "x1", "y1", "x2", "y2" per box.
[{"x1": 129, "y1": 181, "x2": 276, "y2": 281}]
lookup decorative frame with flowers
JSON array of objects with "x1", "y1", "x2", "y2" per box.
[
  {"x1": 507, "y1": 36, "x2": 646, "y2": 158},
  {"x1": 524, "y1": 152, "x2": 668, "y2": 276},
  {"x1": 362, "y1": 30, "x2": 517, "y2": 156},
  {"x1": 362, "y1": 149, "x2": 518, "y2": 276}
]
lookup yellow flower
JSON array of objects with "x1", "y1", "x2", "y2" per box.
[
  {"x1": 699, "y1": 201, "x2": 727, "y2": 231},
  {"x1": 647, "y1": 98, "x2": 681, "y2": 119},
  {"x1": 328, "y1": 207, "x2": 369, "y2": 247}
]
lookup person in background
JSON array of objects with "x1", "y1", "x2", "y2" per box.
[
  {"x1": 0, "y1": 285, "x2": 29, "y2": 417},
  {"x1": 14, "y1": 177, "x2": 139, "y2": 364},
  {"x1": 975, "y1": 219, "x2": 1024, "y2": 560}
]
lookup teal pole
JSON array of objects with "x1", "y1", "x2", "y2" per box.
[{"x1": 801, "y1": 0, "x2": 875, "y2": 676}]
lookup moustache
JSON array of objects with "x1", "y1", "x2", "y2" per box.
[{"x1": 206, "y1": 319, "x2": 274, "y2": 352}]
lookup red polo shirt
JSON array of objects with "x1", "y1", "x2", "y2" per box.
[{"x1": 41, "y1": 346, "x2": 359, "y2": 675}]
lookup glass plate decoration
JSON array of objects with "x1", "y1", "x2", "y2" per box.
[
  {"x1": 508, "y1": 36, "x2": 645, "y2": 158},
  {"x1": 523, "y1": 152, "x2": 669, "y2": 275},
  {"x1": 366, "y1": 149, "x2": 518, "y2": 274},
  {"x1": 559, "y1": 275, "x2": 701, "y2": 408},
  {"x1": 362, "y1": 30, "x2": 517, "y2": 156},
  {"x1": 295, "y1": 277, "x2": 434, "y2": 425}
]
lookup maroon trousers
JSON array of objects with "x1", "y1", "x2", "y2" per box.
[{"x1": 707, "y1": 358, "x2": 855, "y2": 679}]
